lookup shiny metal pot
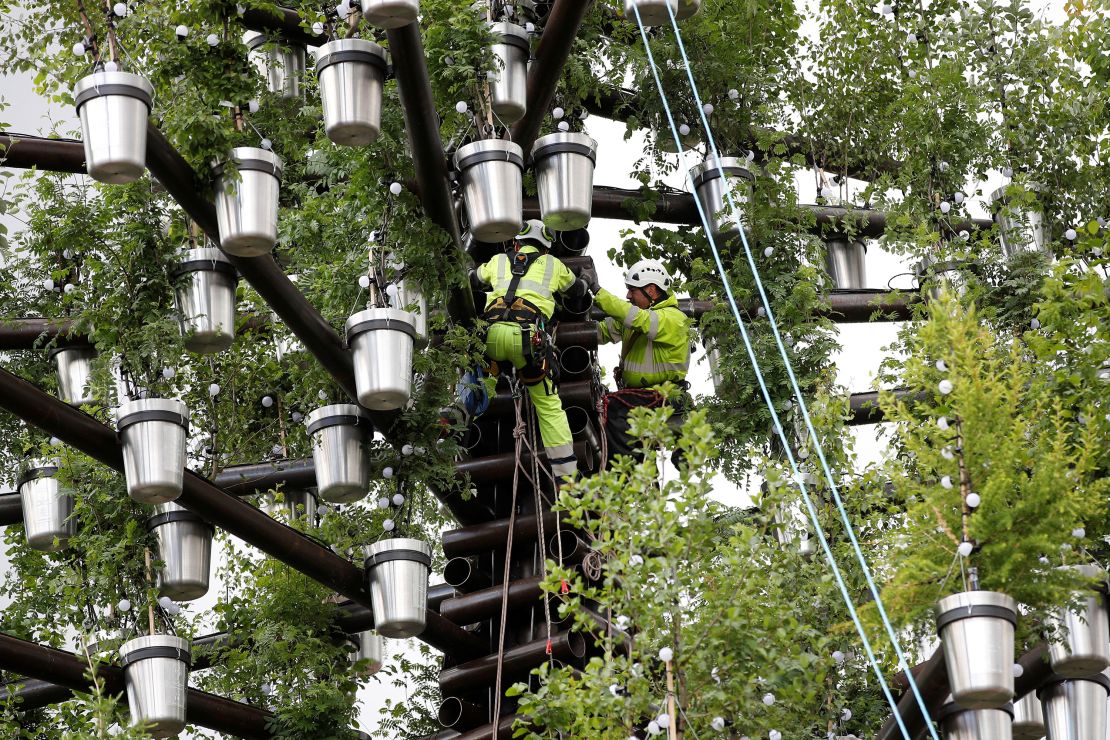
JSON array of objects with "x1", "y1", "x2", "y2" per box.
[
  {"x1": 488, "y1": 22, "x2": 529, "y2": 125},
  {"x1": 389, "y1": 276, "x2": 428, "y2": 346},
  {"x1": 624, "y1": 0, "x2": 679, "y2": 26},
  {"x1": 364, "y1": 537, "x2": 431, "y2": 638},
  {"x1": 245, "y1": 32, "x2": 305, "y2": 98},
  {"x1": 824, "y1": 237, "x2": 867, "y2": 290},
  {"x1": 213, "y1": 147, "x2": 282, "y2": 257},
  {"x1": 117, "y1": 398, "x2": 189, "y2": 504},
  {"x1": 689, "y1": 156, "x2": 753, "y2": 242},
  {"x1": 50, "y1": 345, "x2": 97, "y2": 406},
  {"x1": 147, "y1": 501, "x2": 213, "y2": 602},
  {"x1": 532, "y1": 132, "x2": 598, "y2": 231},
  {"x1": 916, "y1": 257, "x2": 971, "y2": 301},
  {"x1": 118, "y1": 634, "x2": 190, "y2": 738},
  {"x1": 455, "y1": 139, "x2": 524, "y2": 243},
  {"x1": 1013, "y1": 692, "x2": 1045, "y2": 739},
  {"x1": 991, "y1": 184, "x2": 1047, "y2": 258},
  {"x1": 74, "y1": 71, "x2": 153, "y2": 184},
  {"x1": 935, "y1": 590, "x2": 1018, "y2": 708},
  {"x1": 172, "y1": 247, "x2": 237, "y2": 354},
  {"x1": 938, "y1": 701, "x2": 1014, "y2": 740},
  {"x1": 305, "y1": 404, "x2": 372, "y2": 503},
  {"x1": 317, "y1": 39, "x2": 388, "y2": 146},
  {"x1": 18, "y1": 458, "x2": 75, "y2": 552},
  {"x1": 361, "y1": 0, "x2": 419, "y2": 28},
  {"x1": 346, "y1": 307, "x2": 417, "y2": 411},
  {"x1": 1048, "y1": 564, "x2": 1110, "y2": 678},
  {"x1": 351, "y1": 630, "x2": 384, "y2": 677},
  {"x1": 264, "y1": 489, "x2": 318, "y2": 522},
  {"x1": 1039, "y1": 674, "x2": 1110, "y2": 740}
]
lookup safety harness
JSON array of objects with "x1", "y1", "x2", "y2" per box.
[{"x1": 481, "y1": 248, "x2": 560, "y2": 390}]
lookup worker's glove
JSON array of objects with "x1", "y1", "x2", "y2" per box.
[
  {"x1": 565, "y1": 276, "x2": 590, "y2": 299},
  {"x1": 579, "y1": 267, "x2": 601, "y2": 295},
  {"x1": 468, "y1": 269, "x2": 487, "y2": 292}
]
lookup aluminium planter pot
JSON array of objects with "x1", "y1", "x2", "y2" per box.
[
  {"x1": 118, "y1": 634, "x2": 191, "y2": 738},
  {"x1": 361, "y1": 0, "x2": 419, "y2": 28},
  {"x1": 488, "y1": 22, "x2": 530, "y2": 125},
  {"x1": 213, "y1": 147, "x2": 283, "y2": 257},
  {"x1": 1038, "y1": 673, "x2": 1110, "y2": 740},
  {"x1": 305, "y1": 404, "x2": 372, "y2": 503},
  {"x1": 171, "y1": 247, "x2": 238, "y2": 354},
  {"x1": 916, "y1": 257, "x2": 972, "y2": 301},
  {"x1": 350, "y1": 630, "x2": 384, "y2": 677},
  {"x1": 990, "y1": 184, "x2": 1047, "y2": 258},
  {"x1": 689, "y1": 156, "x2": 754, "y2": 243},
  {"x1": 364, "y1": 537, "x2": 431, "y2": 638},
  {"x1": 936, "y1": 590, "x2": 1018, "y2": 708},
  {"x1": 823, "y1": 236, "x2": 867, "y2": 290},
  {"x1": 346, "y1": 307, "x2": 417, "y2": 411},
  {"x1": 147, "y1": 501, "x2": 213, "y2": 602},
  {"x1": 317, "y1": 39, "x2": 388, "y2": 146},
  {"x1": 117, "y1": 398, "x2": 190, "y2": 504},
  {"x1": 245, "y1": 32, "x2": 305, "y2": 99},
  {"x1": 49, "y1": 344, "x2": 97, "y2": 406},
  {"x1": 625, "y1": 0, "x2": 679, "y2": 25},
  {"x1": 1047, "y1": 564, "x2": 1110, "y2": 678},
  {"x1": 389, "y1": 275, "x2": 428, "y2": 346},
  {"x1": 74, "y1": 71, "x2": 154, "y2": 184},
  {"x1": 264, "y1": 488, "x2": 318, "y2": 522},
  {"x1": 937, "y1": 701, "x2": 1014, "y2": 740},
  {"x1": 531, "y1": 132, "x2": 598, "y2": 231},
  {"x1": 1013, "y1": 691, "x2": 1045, "y2": 739},
  {"x1": 454, "y1": 139, "x2": 524, "y2": 243},
  {"x1": 18, "y1": 458, "x2": 75, "y2": 552}
]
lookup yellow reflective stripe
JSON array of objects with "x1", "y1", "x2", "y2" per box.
[{"x1": 621, "y1": 338, "x2": 691, "y2": 375}]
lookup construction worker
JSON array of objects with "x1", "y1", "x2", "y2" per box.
[
  {"x1": 582, "y1": 259, "x2": 691, "y2": 461},
  {"x1": 471, "y1": 219, "x2": 589, "y2": 484}
]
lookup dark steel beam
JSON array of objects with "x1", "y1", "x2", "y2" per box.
[
  {"x1": 487, "y1": 378, "x2": 595, "y2": 419},
  {"x1": 439, "y1": 575, "x2": 544, "y2": 625},
  {"x1": 455, "y1": 440, "x2": 594, "y2": 483},
  {"x1": 442, "y1": 512, "x2": 558, "y2": 559},
  {"x1": 847, "y1": 388, "x2": 916, "y2": 426},
  {"x1": 510, "y1": 0, "x2": 593, "y2": 156},
  {"x1": 240, "y1": 5, "x2": 327, "y2": 46},
  {"x1": 0, "y1": 318, "x2": 83, "y2": 350},
  {"x1": 0, "y1": 134, "x2": 85, "y2": 174},
  {"x1": 214, "y1": 457, "x2": 318, "y2": 496},
  {"x1": 0, "y1": 633, "x2": 274, "y2": 738},
  {"x1": 439, "y1": 631, "x2": 585, "y2": 696}
]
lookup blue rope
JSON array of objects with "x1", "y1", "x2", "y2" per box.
[
  {"x1": 660, "y1": 5, "x2": 940, "y2": 736},
  {"x1": 627, "y1": 6, "x2": 913, "y2": 738}
]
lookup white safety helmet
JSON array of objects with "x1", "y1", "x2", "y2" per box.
[
  {"x1": 516, "y1": 219, "x2": 555, "y2": 250},
  {"x1": 624, "y1": 259, "x2": 673, "y2": 292}
]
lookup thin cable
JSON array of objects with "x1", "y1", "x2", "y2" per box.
[
  {"x1": 663, "y1": 7, "x2": 939, "y2": 736},
  {"x1": 628, "y1": 7, "x2": 911, "y2": 737}
]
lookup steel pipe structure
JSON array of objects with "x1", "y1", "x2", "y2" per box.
[
  {"x1": 439, "y1": 631, "x2": 585, "y2": 696},
  {"x1": 0, "y1": 318, "x2": 81, "y2": 350},
  {"x1": 0, "y1": 133, "x2": 85, "y2": 173},
  {"x1": 240, "y1": 4, "x2": 327, "y2": 46},
  {"x1": 442, "y1": 512, "x2": 558, "y2": 559},
  {"x1": 455, "y1": 440, "x2": 594, "y2": 483},
  {"x1": 439, "y1": 575, "x2": 544, "y2": 625},
  {"x1": 0, "y1": 632, "x2": 274, "y2": 738}
]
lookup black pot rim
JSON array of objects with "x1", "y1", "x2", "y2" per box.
[
  {"x1": 119, "y1": 644, "x2": 192, "y2": 670},
  {"x1": 364, "y1": 548, "x2": 433, "y2": 569},
  {"x1": 346, "y1": 317, "x2": 418, "y2": 342},
  {"x1": 170, "y1": 258, "x2": 238, "y2": 280},
  {"x1": 316, "y1": 47, "x2": 388, "y2": 75},
  {"x1": 305, "y1": 413, "x2": 373, "y2": 438},
  {"x1": 1037, "y1": 671, "x2": 1110, "y2": 698},
  {"x1": 17, "y1": 466, "x2": 59, "y2": 489},
  {"x1": 936, "y1": 701, "x2": 1014, "y2": 722},
  {"x1": 146, "y1": 509, "x2": 212, "y2": 531},
  {"x1": 117, "y1": 408, "x2": 189, "y2": 433},
  {"x1": 531, "y1": 140, "x2": 597, "y2": 166},
  {"x1": 691, "y1": 162, "x2": 754, "y2": 191},
  {"x1": 935, "y1": 602, "x2": 1017, "y2": 633},
  {"x1": 74, "y1": 81, "x2": 153, "y2": 113}
]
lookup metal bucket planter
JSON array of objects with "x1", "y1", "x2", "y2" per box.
[
  {"x1": 118, "y1": 634, "x2": 190, "y2": 738},
  {"x1": 676, "y1": 0, "x2": 702, "y2": 19},
  {"x1": 361, "y1": 0, "x2": 419, "y2": 28},
  {"x1": 991, "y1": 184, "x2": 1047, "y2": 258},
  {"x1": 18, "y1": 459, "x2": 75, "y2": 552},
  {"x1": 488, "y1": 22, "x2": 529, "y2": 125},
  {"x1": 454, "y1": 139, "x2": 524, "y2": 243},
  {"x1": 689, "y1": 156, "x2": 753, "y2": 242},
  {"x1": 172, "y1": 247, "x2": 237, "y2": 354},
  {"x1": 824, "y1": 236, "x2": 867, "y2": 290},
  {"x1": 390, "y1": 276, "x2": 428, "y2": 347},
  {"x1": 532, "y1": 132, "x2": 598, "y2": 231},
  {"x1": 117, "y1": 399, "x2": 189, "y2": 504},
  {"x1": 147, "y1": 501, "x2": 213, "y2": 602},
  {"x1": 1013, "y1": 692, "x2": 1045, "y2": 739},
  {"x1": 50, "y1": 345, "x2": 97, "y2": 406},
  {"x1": 1047, "y1": 564, "x2": 1110, "y2": 678},
  {"x1": 264, "y1": 489, "x2": 318, "y2": 522},
  {"x1": 625, "y1": 0, "x2": 679, "y2": 25},
  {"x1": 74, "y1": 71, "x2": 154, "y2": 184},
  {"x1": 935, "y1": 591, "x2": 1018, "y2": 708},
  {"x1": 305, "y1": 404, "x2": 372, "y2": 503},
  {"x1": 937, "y1": 701, "x2": 1014, "y2": 740},
  {"x1": 916, "y1": 257, "x2": 972, "y2": 301},
  {"x1": 213, "y1": 147, "x2": 282, "y2": 257},
  {"x1": 1038, "y1": 673, "x2": 1110, "y2": 740},
  {"x1": 346, "y1": 307, "x2": 417, "y2": 411},
  {"x1": 245, "y1": 32, "x2": 305, "y2": 99},
  {"x1": 364, "y1": 537, "x2": 432, "y2": 638},
  {"x1": 350, "y1": 630, "x2": 384, "y2": 677},
  {"x1": 317, "y1": 39, "x2": 388, "y2": 146}
]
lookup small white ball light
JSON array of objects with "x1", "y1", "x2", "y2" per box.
[
  {"x1": 769, "y1": 731, "x2": 782, "y2": 740},
  {"x1": 658, "y1": 646, "x2": 674, "y2": 662},
  {"x1": 629, "y1": 554, "x2": 644, "y2": 566},
  {"x1": 832, "y1": 649, "x2": 845, "y2": 663},
  {"x1": 938, "y1": 161, "x2": 950, "y2": 172},
  {"x1": 941, "y1": 447, "x2": 954, "y2": 460},
  {"x1": 401, "y1": 443, "x2": 414, "y2": 456},
  {"x1": 552, "y1": 107, "x2": 565, "y2": 119},
  {"x1": 1013, "y1": 662, "x2": 1024, "y2": 678},
  {"x1": 702, "y1": 103, "x2": 714, "y2": 115},
  {"x1": 358, "y1": 275, "x2": 371, "y2": 289},
  {"x1": 881, "y1": 3, "x2": 893, "y2": 13},
  {"x1": 206, "y1": 33, "x2": 219, "y2": 47},
  {"x1": 103, "y1": 61, "x2": 119, "y2": 72},
  {"x1": 656, "y1": 714, "x2": 670, "y2": 728},
  {"x1": 954, "y1": 192, "x2": 965, "y2": 204},
  {"x1": 312, "y1": 21, "x2": 325, "y2": 35},
  {"x1": 557, "y1": 121, "x2": 570, "y2": 132},
  {"x1": 678, "y1": 123, "x2": 691, "y2": 136},
  {"x1": 908, "y1": 69, "x2": 917, "y2": 79},
  {"x1": 383, "y1": 466, "x2": 394, "y2": 478},
  {"x1": 1039, "y1": 555, "x2": 1050, "y2": 565},
  {"x1": 208, "y1": 383, "x2": 221, "y2": 396},
  {"x1": 1030, "y1": 318, "x2": 1041, "y2": 329},
  {"x1": 935, "y1": 359, "x2": 948, "y2": 372},
  {"x1": 938, "y1": 379, "x2": 953, "y2": 395},
  {"x1": 49, "y1": 437, "x2": 62, "y2": 446},
  {"x1": 711, "y1": 717, "x2": 726, "y2": 732},
  {"x1": 966, "y1": 492, "x2": 981, "y2": 508},
  {"x1": 72, "y1": 41, "x2": 86, "y2": 56},
  {"x1": 318, "y1": 389, "x2": 328, "y2": 401},
  {"x1": 63, "y1": 283, "x2": 76, "y2": 294},
  {"x1": 382, "y1": 518, "x2": 395, "y2": 532},
  {"x1": 1065, "y1": 228, "x2": 1078, "y2": 241},
  {"x1": 940, "y1": 475, "x2": 953, "y2": 489},
  {"x1": 248, "y1": 99, "x2": 260, "y2": 114},
  {"x1": 841, "y1": 708, "x2": 852, "y2": 721},
  {"x1": 261, "y1": 395, "x2": 274, "y2": 408},
  {"x1": 291, "y1": 411, "x2": 303, "y2": 423},
  {"x1": 1072, "y1": 527, "x2": 1086, "y2": 539},
  {"x1": 260, "y1": 138, "x2": 273, "y2": 151},
  {"x1": 162, "y1": 367, "x2": 175, "y2": 380},
  {"x1": 762, "y1": 692, "x2": 775, "y2": 706},
  {"x1": 157, "y1": 596, "x2": 173, "y2": 610},
  {"x1": 939, "y1": 201, "x2": 951, "y2": 214},
  {"x1": 957, "y1": 541, "x2": 973, "y2": 557},
  {"x1": 377, "y1": 497, "x2": 389, "y2": 509},
  {"x1": 937, "y1": 416, "x2": 949, "y2": 430},
  {"x1": 389, "y1": 182, "x2": 403, "y2": 196},
  {"x1": 907, "y1": 32, "x2": 917, "y2": 42},
  {"x1": 728, "y1": 88, "x2": 739, "y2": 100},
  {"x1": 1002, "y1": 166, "x2": 1014, "y2": 178},
  {"x1": 117, "y1": 598, "x2": 131, "y2": 612},
  {"x1": 270, "y1": 444, "x2": 282, "y2": 456},
  {"x1": 763, "y1": 246, "x2": 774, "y2": 257},
  {"x1": 647, "y1": 722, "x2": 661, "y2": 736},
  {"x1": 455, "y1": 101, "x2": 468, "y2": 113},
  {"x1": 392, "y1": 493, "x2": 405, "y2": 506},
  {"x1": 43, "y1": 278, "x2": 55, "y2": 290},
  {"x1": 113, "y1": 2, "x2": 127, "y2": 17}
]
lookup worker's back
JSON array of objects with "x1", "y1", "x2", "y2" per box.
[{"x1": 478, "y1": 245, "x2": 574, "y2": 322}]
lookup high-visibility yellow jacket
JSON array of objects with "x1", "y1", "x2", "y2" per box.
[
  {"x1": 596, "y1": 289, "x2": 691, "y2": 388},
  {"x1": 476, "y1": 246, "x2": 575, "y2": 320}
]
